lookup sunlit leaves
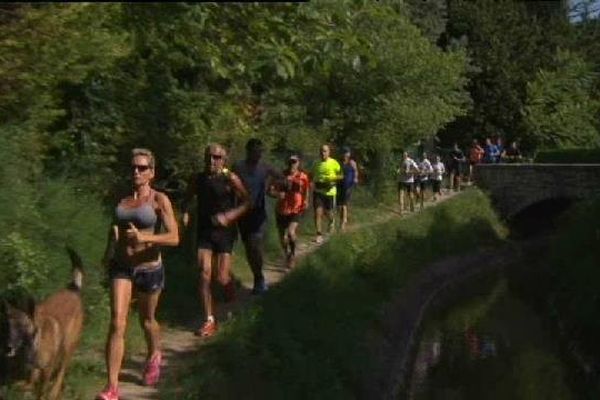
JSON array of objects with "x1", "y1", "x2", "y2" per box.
[{"x1": 524, "y1": 50, "x2": 600, "y2": 149}]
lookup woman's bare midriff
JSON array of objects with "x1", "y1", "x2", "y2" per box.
[{"x1": 115, "y1": 227, "x2": 162, "y2": 269}]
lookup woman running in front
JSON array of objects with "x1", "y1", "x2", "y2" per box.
[
  {"x1": 270, "y1": 154, "x2": 310, "y2": 269},
  {"x1": 97, "y1": 148, "x2": 179, "y2": 400},
  {"x1": 182, "y1": 144, "x2": 250, "y2": 338}
]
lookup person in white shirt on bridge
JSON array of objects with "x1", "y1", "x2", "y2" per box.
[
  {"x1": 430, "y1": 155, "x2": 445, "y2": 201},
  {"x1": 397, "y1": 151, "x2": 420, "y2": 213}
]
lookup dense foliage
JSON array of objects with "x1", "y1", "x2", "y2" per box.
[
  {"x1": 441, "y1": 0, "x2": 600, "y2": 151},
  {"x1": 524, "y1": 50, "x2": 600, "y2": 148}
]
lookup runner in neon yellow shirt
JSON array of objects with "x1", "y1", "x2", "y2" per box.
[{"x1": 312, "y1": 144, "x2": 342, "y2": 244}]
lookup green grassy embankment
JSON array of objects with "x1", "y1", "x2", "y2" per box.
[{"x1": 159, "y1": 189, "x2": 508, "y2": 399}]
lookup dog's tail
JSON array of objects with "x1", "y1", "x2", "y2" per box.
[{"x1": 66, "y1": 246, "x2": 84, "y2": 291}]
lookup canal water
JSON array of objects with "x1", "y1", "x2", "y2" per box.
[{"x1": 408, "y1": 278, "x2": 580, "y2": 400}]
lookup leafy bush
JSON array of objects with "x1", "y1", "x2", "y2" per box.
[
  {"x1": 0, "y1": 232, "x2": 49, "y2": 298},
  {"x1": 524, "y1": 50, "x2": 600, "y2": 149}
]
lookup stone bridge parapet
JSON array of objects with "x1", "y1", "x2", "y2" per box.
[{"x1": 474, "y1": 164, "x2": 600, "y2": 218}]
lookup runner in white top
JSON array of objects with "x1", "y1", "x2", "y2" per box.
[
  {"x1": 430, "y1": 155, "x2": 445, "y2": 201},
  {"x1": 396, "y1": 151, "x2": 419, "y2": 213},
  {"x1": 416, "y1": 152, "x2": 434, "y2": 211}
]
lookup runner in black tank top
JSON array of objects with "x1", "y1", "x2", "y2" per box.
[
  {"x1": 182, "y1": 143, "x2": 250, "y2": 338},
  {"x1": 195, "y1": 170, "x2": 238, "y2": 252}
]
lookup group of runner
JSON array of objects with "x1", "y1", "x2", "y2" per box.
[
  {"x1": 181, "y1": 139, "x2": 359, "y2": 339},
  {"x1": 406, "y1": 137, "x2": 524, "y2": 199},
  {"x1": 396, "y1": 151, "x2": 447, "y2": 213},
  {"x1": 96, "y1": 136, "x2": 524, "y2": 399},
  {"x1": 96, "y1": 140, "x2": 358, "y2": 400}
]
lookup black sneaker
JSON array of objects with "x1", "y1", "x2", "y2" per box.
[{"x1": 252, "y1": 278, "x2": 268, "y2": 295}]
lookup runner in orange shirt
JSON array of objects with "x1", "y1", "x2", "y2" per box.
[
  {"x1": 468, "y1": 139, "x2": 484, "y2": 184},
  {"x1": 270, "y1": 154, "x2": 310, "y2": 268}
]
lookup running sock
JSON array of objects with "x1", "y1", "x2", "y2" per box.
[
  {"x1": 284, "y1": 241, "x2": 291, "y2": 256},
  {"x1": 207, "y1": 315, "x2": 215, "y2": 323}
]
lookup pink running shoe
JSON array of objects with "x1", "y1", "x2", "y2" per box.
[
  {"x1": 96, "y1": 385, "x2": 119, "y2": 400},
  {"x1": 143, "y1": 352, "x2": 162, "y2": 386}
]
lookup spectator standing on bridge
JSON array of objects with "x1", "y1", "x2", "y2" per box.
[
  {"x1": 337, "y1": 146, "x2": 359, "y2": 231},
  {"x1": 449, "y1": 143, "x2": 466, "y2": 191},
  {"x1": 430, "y1": 155, "x2": 445, "y2": 201},
  {"x1": 312, "y1": 144, "x2": 342, "y2": 244},
  {"x1": 270, "y1": 154, "x2": 310, "y2": 269},
  {"x1": 501, "y1": 141, "x2": 522, "y2": 163},
  {"x1": 233, "y1": 138, "x2": 283, "y2": 295},
  {"x1": 495, "y1": 137, "x2": 504, "y2": 164},
  {"x1": 483, "y1": 138, "x2": 499, "y2": 164},
  {"x1": 416, "y1": 152, "x2": 433, "y2": 211},
  {"x1": 468, "y1": 139, "x2": 484, "y2": 184},
  {"x1": 397, "y1": 151, "x2": 419, "y2": 213}
]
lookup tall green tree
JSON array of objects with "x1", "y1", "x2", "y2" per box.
[
  {"x1": 441, "y1": 0, "x2": 572, "y2": 147},
  {"x1": 524, "y1": 50, "x2": 600, "y2": 149}
]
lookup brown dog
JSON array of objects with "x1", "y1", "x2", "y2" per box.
[{"x1": 3, "y1": 247, "x2": 84, "y2": 400}]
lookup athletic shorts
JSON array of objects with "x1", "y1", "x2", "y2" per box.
[
  {"x1": 238, "y1": 214, "x2": 267, "y2": 243},
  {"x1": 449, "y1": 164, "x2": 460, "y2": 175},
  {"x1": 431, "y1": 179, "x2": 442, "y2": 193},
  {"x1": 276, "y1": 213, "x2": 302, "y2": 231},
  {"x1": 197, "y1": 226, "x2": 237, "y2": 254},
  {"x1": 418, "y1": 179, "x2": 429, "y2": 191},
  {"x1": 109, "y1": 262, "x2": 165, "y2": 293},
  {"x1": 336, "y1": 185, "x2": 353, "y2": 206},
  {"x1": 313, "y1": 191, "x2": 336, "y2": 211},
  {"x1": 398, "y1": 182, "x2": 414, "y2": 193}
]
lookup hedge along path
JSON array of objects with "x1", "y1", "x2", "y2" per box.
[{"x1": 116, "y1": 191, "x2": 459, "y2": 400}]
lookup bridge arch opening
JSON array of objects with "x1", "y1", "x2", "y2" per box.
[{"x1": 509, "y1": 197, "x2": 574, "y2": 238}]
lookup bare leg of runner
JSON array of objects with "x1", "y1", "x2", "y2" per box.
[
  {"x1": 340, "y1": 205, "x2": 349, "y2": 230},
  {"x1": 286, "y1": 221, "x2": 299, "y2": 268},
  {"x1": 314, "y1": 205, "x2": 324, "y2": 243}
]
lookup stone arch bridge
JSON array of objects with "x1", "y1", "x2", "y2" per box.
[{"x1": 474, "y1": 164, "x2": 600, "y2": 219}]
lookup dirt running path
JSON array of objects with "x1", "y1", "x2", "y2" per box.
[{"x1": 117, "y1": 192, "x2": 458, "y2": 399}]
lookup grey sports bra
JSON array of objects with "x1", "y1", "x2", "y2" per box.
[{"x1": 116, "y1": 190, "x2": 158, "y2": 230}]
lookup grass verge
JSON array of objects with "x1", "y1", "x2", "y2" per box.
[{"x1": 158, "y1": 188, "x2": 507, "y2": 399}]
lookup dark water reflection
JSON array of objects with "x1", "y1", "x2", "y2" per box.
[{"x1": 409, "y1": 279, "x2": 578, "y2": 400}]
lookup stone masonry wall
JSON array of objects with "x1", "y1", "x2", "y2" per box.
[{"x1": 474, "y1": 164, "x2": 600, "y2": 218}]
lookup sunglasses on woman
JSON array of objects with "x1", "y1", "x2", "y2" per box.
[{"x1": 131, "y1": 164, "x2": 151, "y2": 172}]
